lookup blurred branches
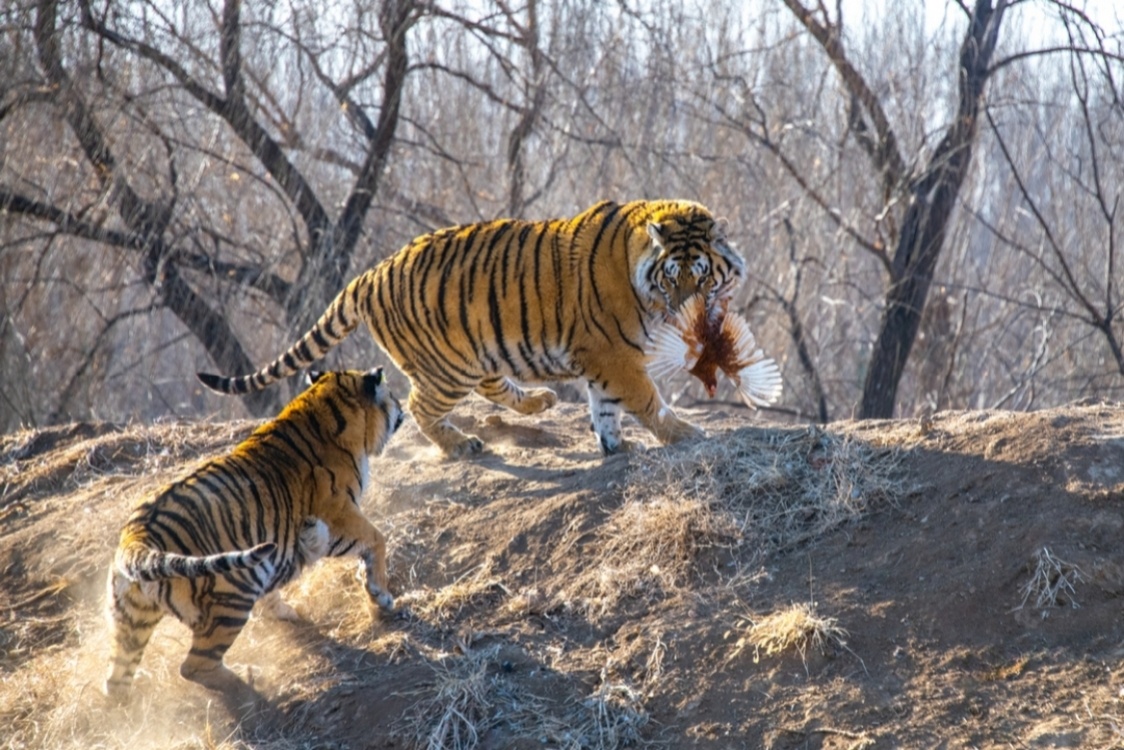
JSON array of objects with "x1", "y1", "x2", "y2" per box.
[{"x1": 1, "y1": 0, "x2": 1122, "y2": 430}]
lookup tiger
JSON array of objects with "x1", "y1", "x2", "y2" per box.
[
  {"x1": 198, "y1": 199, "x2": 746, "y2": 457},
  {"x1": 104, "y1": 368, "x2": 405, "y2": 701}
]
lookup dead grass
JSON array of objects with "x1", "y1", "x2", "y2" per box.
[
  {"x1": 400, "y1": 555, "x2": 509, "y2": 625},
  {"x1": 396, "y1": 645, "x2": 651, "y2": 750},
  {"x1": 2, "y1": 421, "x2": 252, "y2": 494},
  {"x1": 726, "y1": 602, "x2": 848, "y2": 667},
  {"x1": 562, "y1": 494, "x2": 738, "y2": 616},
  {"x1": 562, "y1": 426, "x2": 904, "y2": 617},
  {"x1": 1018, "y1": 547, "x2": 1085, "y2": 609},
  {"x1": 398, "y1": 645, "x2": 497, "y2": 750},
  {"x1": 627, "y1": 426, "x2": 904, "y2": 558},
  {"x1": 564, "y1": 680, "x2": 650, "y2": 750}
]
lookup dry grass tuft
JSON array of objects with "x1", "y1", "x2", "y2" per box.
[
  {"x1": 1018, "y1": 547, "x2": 1085, "y2": 609},
  {"x1": 727, "y1": 602, "x2": 848, "y2": 666},
  {"x1": 400, "y1": 646, "x2": 497, "y2": 750},
  {"x1": 399, "y1": 555, "x2": 509, "y2": 624},
  {"x1": 628, "y1": 426, "x2": 904, "y2": 559},
  {"x1": 562, "y1": 426, "x2": 904, "y2": 617},
  {"x1": 397, "y1": 646, "x2": 652, "y2": 750},
  {"x1": 561, "y1": 680, "x2": 650, "y2": 750},
  {"x1": 563, "y1": 494, "x2": 738, "y2": 616}
]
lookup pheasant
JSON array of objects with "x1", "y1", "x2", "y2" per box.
[{"x1": 648, "y1": 295, "x2": 782, "y2": 409}]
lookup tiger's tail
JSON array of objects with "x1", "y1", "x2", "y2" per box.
[
  {"x1": 116, "y1": 541, "x2": 277, "y2": 582},
  {"x1": 196, "y1": 271, "x2": 371, "y2": 395}
]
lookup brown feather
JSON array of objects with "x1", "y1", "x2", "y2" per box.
[{"x1": 649, "y1": 294, "x2": 781, "y2": 408}]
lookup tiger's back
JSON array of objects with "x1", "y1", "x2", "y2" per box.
[
  {"x1": 105, "y1": 368, "x2": 404, "y2": 700},
  {"x1": 199, "y1": 199, "x2": 747, "y2": 456}
]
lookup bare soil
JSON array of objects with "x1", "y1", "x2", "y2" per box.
[{"x1": 3, "y1": 398, "x2": 1124, "y2": 749}]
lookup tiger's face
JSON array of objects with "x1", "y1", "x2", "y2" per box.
[
  {"x1": 638, "y1": 205, "x2": 746, "y2": 318},
  {"x1": 305, "y1": 368, "x2": 405, "y2": 457}
]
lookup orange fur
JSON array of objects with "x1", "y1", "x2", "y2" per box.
[
  {"x1": 198, "y1": 200, "x2": 746, "y2": 456},
  {"x1": 105, "y1": 369, "x2": 404, "y2": 700}
]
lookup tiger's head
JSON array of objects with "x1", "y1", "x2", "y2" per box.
[
  {"x1": 635, "y1": 202, "x2": 746, "y2": 318},
  {"x1": 302, "y1": 368, "x2": 406, "y2": 456}
]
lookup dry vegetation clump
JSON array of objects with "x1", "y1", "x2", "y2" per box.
[
  {"x1": 0, "y1": 577, "x2": 76, "y2": 674},
  {"x1": 398, "y1": 645, "x2": 498, "y2": 750},
  {"x1": 0, "y1": 421, "x2": 254, "y2": 518},
  {"x1": 562, "y1": 426, "x2": 905, "y2": 616},
  {"x1": 726, "y1": 602, "x2": 849, "y2": 667},
  {"x1": 1018, "y1": 547, "x2": 1085, "y2": 609},
  {"x1": 564, "y1": 679, "x2": 650, "y2": 750},
  {"x1": 398, "y1": 555, "x2": 509, "y2": 625},
  {"x1": 396, "y1": 646, "x2": 650, "y2": 750},
  {"x1": 561, "y1": 494, "x2": 739, "y2": 616},
  {"x1": 628, "y1": 426, "x2": 905, "y2": 557}
]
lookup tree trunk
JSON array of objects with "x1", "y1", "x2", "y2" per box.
[
  {"x1": 859, "y1": 0, "x2": 1007, "y2": 418},
  {"x1": 33, "y1": 0, "x2": 281, "y2": 417}
]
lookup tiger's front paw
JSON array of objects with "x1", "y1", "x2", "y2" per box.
[
  {"x1": 445, "y1": 434, "x2": 486, "y2": 459},
  {"x1": 368, "y1": 587, "x2": 395, "y2": 613},
  {"x1": 596, "y1": 432, "x2": 644, "y2": 456},
  {"x1": 521, "y1": 387, "x2": 558, "y2": 415}
]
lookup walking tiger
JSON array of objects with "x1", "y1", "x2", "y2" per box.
[{"x1": 198, "y1": 200, "x2": 746, "y2": 456}]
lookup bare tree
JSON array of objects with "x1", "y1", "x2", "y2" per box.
[
  {"x1": 1, "y1": 0, "x2": 416, "y2": 422},
  {"x1": 980, "y1": 11, "x2": 1123, "y2": 394},
  {"x1": 2, "y1": 0, "x2": 1122, "y2": 431},
  {"x1": 745, "y1": 0, "x2": 1008, "y2": 418}
]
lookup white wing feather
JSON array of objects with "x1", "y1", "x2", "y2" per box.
[
  {"x1": 734, "y1": 359, "x2": 783, "y2": 408},
  {"x1": 646, "y1": 296, "x2": 706, "y2": 378},
  {"x1": 647, "y1": 323, "x2": 695, "y2": 379},
  {"x1": 722, "y1": 314, "x2": 783, "y2": 409}
]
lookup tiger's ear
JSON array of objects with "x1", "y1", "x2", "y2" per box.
[
  {"x1": 713, "y1": 217, "x2": 729, "y2": 242},
  {"x1": 362, "y1": 367, "x2": 385, "y2": 399},
  {"x1": 646, "y1": 222, "x2": 667, "y2": 247},
  {"x1": 305, "y1": 371, "x2": 326, "y2": 387}
]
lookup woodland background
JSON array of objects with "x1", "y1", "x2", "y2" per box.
[{"x1": 1, "y1": 0, "x2": 1122, "y2": 432}]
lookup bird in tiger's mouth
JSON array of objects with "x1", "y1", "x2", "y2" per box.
[{"x1": 647, "y1": 293, "x2": 783, "y2": 409}]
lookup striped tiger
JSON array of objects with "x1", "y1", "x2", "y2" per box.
[
  {"x1": 105, "y1": 368, "x2": 404, "y2": 700},
  {"x1": 198, "y1": 199, "x2": 746, "y2": 457}
]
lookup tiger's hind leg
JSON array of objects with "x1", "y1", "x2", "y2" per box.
[
  {"x1": 179, "y1": 596, "x2": 255, "y2": 692},
  {"x1": 476, "y1": 376, "x2": 558, "y2": 415},
  {"x1": 408, "y1": 380, "x2": 485, "y2": 458},
  {"x1": 105, "y1": 572, "x2": 164, "y2": 702}
]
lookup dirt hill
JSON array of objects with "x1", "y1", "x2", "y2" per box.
[{"x1": 3, "y1": 398, "x2": 1124, "y2": 749}]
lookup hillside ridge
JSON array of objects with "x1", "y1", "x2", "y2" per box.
[{"x1": 3, "y1": 400, "x2": 1124, "y2": 748}]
